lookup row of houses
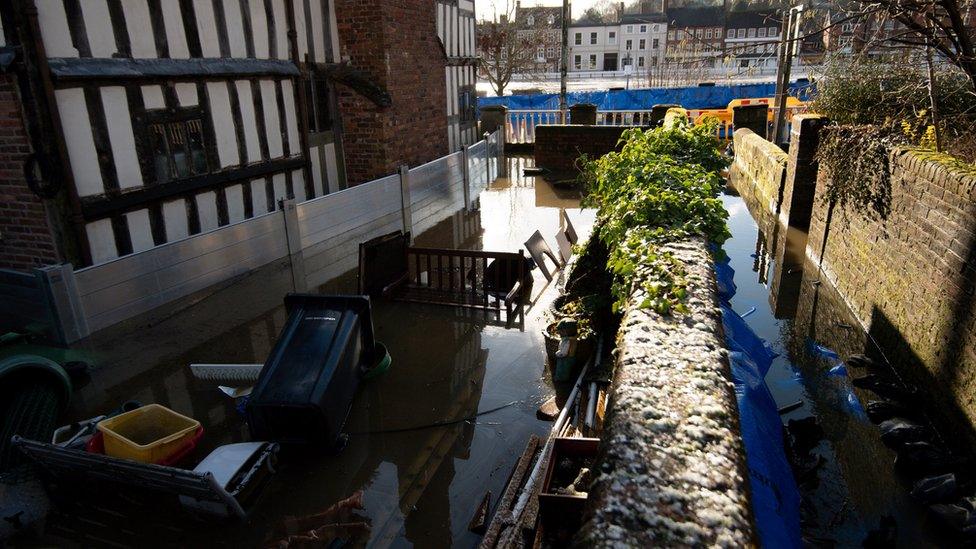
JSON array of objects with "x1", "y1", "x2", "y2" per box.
[
  {"x1": 504, "y1": 2, "x2": 782, "y2": 74},
  {"x1": 507, "y1": 0, "x2": 974, "y2": 75},
  {"x1": 0, "y1": 0, "x2": 477, "y2": 271}
]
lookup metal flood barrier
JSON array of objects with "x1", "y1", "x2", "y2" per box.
[{"x1": 31, "y1": 130, "x2": 505, "y2": 343}]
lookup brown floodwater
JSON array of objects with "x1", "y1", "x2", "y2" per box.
[
  {"x1": 29, "y1": 156, "x2": 595, "y2": 548},
  {"x1": 722, "y1": 190, "x2": 950, "y2": 547}
]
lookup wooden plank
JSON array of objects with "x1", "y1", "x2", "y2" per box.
[{"x1": 480, "y1": 435, "x2": 541, "y2": 549}]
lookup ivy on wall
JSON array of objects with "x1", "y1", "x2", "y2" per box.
[{"x1": 581, "y1": 118, "x2": 729, "y2": 314}]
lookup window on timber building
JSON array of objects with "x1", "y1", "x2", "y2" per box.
[
  {"x1": 305, "y1": 69, "x2": 334, "y2": 133},
  {"x1": 459, "y1": 85, "x2": 476, "y2": 124},
  {"x1": 144, "y1": 107, "x2": 213, "y2": 184},
  {"x1": 574, "y1": 54, "x2": 582, "y2": 69},
  {"x1": 590, "y1": 32, "x2": 598, "y2": 44},
  {"x1": 575, "y1": 32, "x2": 582, "y2": 45}
]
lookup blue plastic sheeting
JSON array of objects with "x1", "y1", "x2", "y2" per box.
[
  {"x1": 805, "y1": 338, "x2": 840, "y2": 360},
  {"x1": 808, "y1": 344, "x2": 869, "y2": 422},
  {"x1": 714, "y1": 255, "x2": 737, "y2": 303},
  {"x1": 715, "y1": 258, "x2": 801, "y2": 549},
  {"x1": 722, "y1": 304, "x2": 803, "y2": 549},
  {"x1": 478, "y1": 81, "x2": 813, "y2": 112}
]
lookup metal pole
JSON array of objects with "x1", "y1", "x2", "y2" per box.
[
  {"x1": 559, "y1": 0, "x2": 569, "y2": 122},
  {"x1": 772, "y1": 5, "x2": 802, "y2": 145}
]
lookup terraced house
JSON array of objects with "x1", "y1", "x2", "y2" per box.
[{"x1": 0, "y1": 0, "x2": 476, "y2": 270}]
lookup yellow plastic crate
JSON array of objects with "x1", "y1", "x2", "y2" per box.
[{"x1": 97, "y1": 404, "x2": 200, "y2": 464}]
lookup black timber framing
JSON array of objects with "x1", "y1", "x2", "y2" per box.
[
  {"x1": 46, "y1": 57, "x2": 300, "y2": 85},
  {"x1": 79, "y1": 157, "x2": 305, "y2": 221}
]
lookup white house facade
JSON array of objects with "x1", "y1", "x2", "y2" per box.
[{"x1": 568, "y1": 13, "x2": 667, "y2": 73}]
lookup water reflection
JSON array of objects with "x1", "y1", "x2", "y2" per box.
[
  {"x1": 42, "y1": 155, "x2": 594, "y2": 548},
  {"x1": 725, "y1": 191, "x2": 944, "y2": 547}
]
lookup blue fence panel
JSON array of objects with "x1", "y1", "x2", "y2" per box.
[{"x1": 478, "y1": 81, "x2": 813, "y2": 112}]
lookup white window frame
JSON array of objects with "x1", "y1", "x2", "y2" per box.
[
  {"x1": 574, "y1": 54, "x2": 582, "y2": 69},
  {"x1": 639, "y1": 38, "x2": 646, "y2": 50},
  {"x1": 705, "y1": 29, "x2": 712, "y2": 39},
  {"x1": 589, "y1": 54, "x2": 597, "y2": 68},
  {"x1": 638, "y1": 56, "x2": 645, "y2": 67},
  {"x1": 625, "y1": 39, "x2": 633, "y2": 50},
  {"x1": 737, "y1": 28, "x2": 746, "y2": 38},
  {"x1": 640, "y1": 25, "x2": 647, "y2": 33},
  {"x1": 608, "y1": 31, "x2": 617, "y2": 45},
  {"x1": 747, "y1": 28, "x2": 756, "y2": 38},
  {"x1": 626, "y1": 25, "x2": 634, "y2": 33},
  {"x1": 758, "y1": 28, "x2": 766, "y2": 38},
  {"x1": 574, "y1": 32, "x2": 582, "y2": 45},
  {"x1": 590, "y1": 32, "x2": 598, "y2": 45}
]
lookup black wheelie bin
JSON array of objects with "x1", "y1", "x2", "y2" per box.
[{"x1": 246, "y1": 294, "x2": 376, "y2": 447}]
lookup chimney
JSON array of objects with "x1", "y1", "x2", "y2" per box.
[{"x1": 619, "y1": 1, "x2": 625, "y2": 16}]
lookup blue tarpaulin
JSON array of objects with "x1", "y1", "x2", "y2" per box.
[
  {"x1": 478, "y1": 81, "x2": 813, "y2": 112},
  {"x1": 716, "y1": 260, "x2": 802, "y2": 549}
]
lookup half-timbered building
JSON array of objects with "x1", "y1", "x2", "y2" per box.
[
  {"x1": 0, "y1": 0, "x2": 477, "y2": 269},
  {"x1": 437, "y1": 0, "x2": 478, "y2": 152}
]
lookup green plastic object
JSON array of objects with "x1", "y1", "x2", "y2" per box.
[
  {"x1": 0, "y1": 354, "x2": 72, "y2": 405},
  {"x1": 0, "y1": 355, "x2": 72, "y2": 474},
  {"x1": 362, "y1": 342, "x2": 392, "y2": 380}
]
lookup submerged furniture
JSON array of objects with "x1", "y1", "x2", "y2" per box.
[
  {"x1": 12, "y1": 437, "x2": 278, "y2": 520},
  {"x1": 359, "y1": 231, "x2": 530, "y2": 324},
  {"x1": 246, "y1": 294, "x2": 377, "y2": 447},
  {"x1": 524, "y1": 230, "x2": 562, "y2": 282}
]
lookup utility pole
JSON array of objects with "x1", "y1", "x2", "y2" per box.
[
  {"x1": 771, "y1": 4, "x2": 802, "y2": 145},
  {"x1": 559, "y1": 0, "x2": 569, "y2": 122}
]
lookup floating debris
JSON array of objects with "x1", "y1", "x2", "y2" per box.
[
  {"x1": 879, "y1": 418, "x2": 932, "y2": 449},
  {"x1": 468, "y1": 491, "x2": 491, "y2": 535}
]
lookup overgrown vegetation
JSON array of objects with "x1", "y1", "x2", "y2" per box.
[
  {"x1": 812, "y1": 58, "x2": 976, "y2": 218},
  {"x1": 581, "y1": 119, "x2": 729, "y2": 315}
]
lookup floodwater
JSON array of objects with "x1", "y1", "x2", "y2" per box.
[
  {"x1": 722, "y1": 190, "x2": 948, "y2": 547},
  {"x1": 33, "y1": 156, "x2": 595, "y2": 548}
]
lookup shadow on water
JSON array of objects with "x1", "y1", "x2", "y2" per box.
[
  {"x1": 723, "y1": 192, "x2": 949, "y2": 547},
  {"x1": 35, "y1": 156, "x2": 595, "y2": 547}
]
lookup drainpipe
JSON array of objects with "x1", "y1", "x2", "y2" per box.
[{"x1": 21, "y1": 0, "x2": 92, "y2": 266}]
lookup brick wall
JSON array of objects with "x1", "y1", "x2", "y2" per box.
[
  {"x1": 728, "y1": 128, "x2": 788, "y2": 216},
  {"x1": 807, "y1": 149, "x2": 976, "y2": 433},
  {"x1": 780, "y1": 115, "x2": 825, "y2": 230},
  {"x1": 0, "y1": 74, "x2": 59, "y2": 271},
  {"x1": 334, "y1": 0, "x2": 449, "y2": 185},
  {"x1": 534, "y1": 125, "x2": 637, "y2": 174}
]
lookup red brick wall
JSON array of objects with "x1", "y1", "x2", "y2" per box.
[
  {"x1": 0, "y1": 74, "x2": 59, "y2": 271},
  {"x1": 334, "y1": 0, "x2": 449, "y2": 185},
  {"x1": 534, "y1": 125, "x2": 636, "y2": 174},
  {"x1": 804, "y1": 147, "x2": 976, "y2": 440}
]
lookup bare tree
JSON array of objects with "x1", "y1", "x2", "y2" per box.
[
  {"x1": 846, "y1": 0, "x2": 976, "y2": 89},
  {"x1": 477, "y1": 15, "x2": 546, "y2": 96}
]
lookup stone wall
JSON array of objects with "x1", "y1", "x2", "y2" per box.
[
  {"x1": 334, "y1": 0, "x2": 449, "y2": 185},
  {"x1": 577, "y1": 238, "x2": 756, "y2": 547},
  {"x1": 807, "y1": 148, "x2": 976, "y2": 436},
  {"x1": 534, "y1": 125, "x2": 637, "y2": 175},
  {"x1": 729, "y1": 128, "x2": 788, "y2": 217},
  {"x1": 0, "y1": 74, "x2": 60, "y2": 271}
]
